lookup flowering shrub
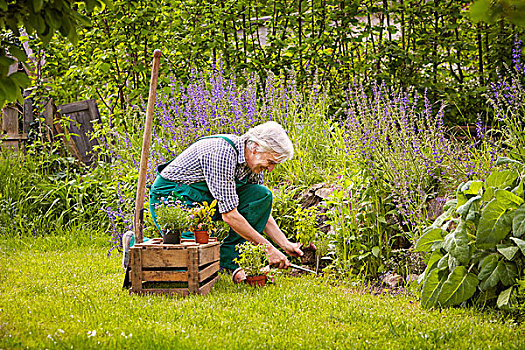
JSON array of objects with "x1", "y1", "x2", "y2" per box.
[
  {"x1": 342, "y1": 81, "x2": 499, "y2": 230},
  {"x1": 189, "y1": 200, "x2": 217, "y2": 232},
  {"x1": 155, "y1": 199, "x2": 192, "y2": 233}
]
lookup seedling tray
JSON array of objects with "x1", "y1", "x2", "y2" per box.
[{"x1": 129, "y1": 237, "x2": 220, "y2": 296}]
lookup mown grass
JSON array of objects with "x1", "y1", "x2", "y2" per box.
[{"x1": 0, "y1": 235, "x2": 523, "y2": 349}]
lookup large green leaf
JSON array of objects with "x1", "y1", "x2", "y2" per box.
[
  {"x1": 415, "y1": 227, "x2": 444, "y2": 252},
  {"x1": 485, "y1": 170, "x2": 518, "y2": 190},
  {"x1": 478, "y1": 254, "x2": 499, "y2": 291},
  {"x1": 497, "y1": 286, "x2": 513, "y2": 309},
  {"x1": 443, "y1": 221, "x2": 470, "y2": 264},
  {"x1": 456, "y1": 184, "x2": 468, "y2": 207},
  {"x1": 456, "y1": 195, "x2": 481, "y2": 219},
  {"x1": 499, "y1": 260, "x2": 518, "y2": 286},
  {"x1": 421, "y1": 250, "x2": 444, "y2": 280},
  {"x1": 509, "y1": 237, "x2": 525, "y2": 255},
  {"x1": 480, "y1": 258, "x2": 518, "y2": 290},
  {"x1": 477, "y1": 193, "x2": 519, "y2": 248},
  {"x1": 437, "y1": 253, "x2": 449, "y2": 270},
  {"x1": 460, "y1": 181, "x2": 484, "y2": 196},
  {"x1": 421, "y1": 268, "x2": 447, "y2": 308},
  {"x1": 496, "y1": 189, "x2": 524, "y2": 206},
  {"x1": 496, "y1": 243, "x2": 519, "y2": 260},
  {"x1": 495, "y1": 157, "x2": 523, "y2": 166},
  {"x1": 437, "y1": 266, "x2": 479, "y2": 307},
  {"x1": 482, "y1": 170, "x2": 518, "y2": 203},
  {"x1": 512, "y1": 205, "x2": 525, "y2": 237}
]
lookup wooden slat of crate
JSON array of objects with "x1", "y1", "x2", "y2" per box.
[
  {"x1": 130, "y1": 249, "x2": 143, "y2": 293},
  {"x1": 135, "y1": 288, "x2": 190, "y2": 297},
  {"x1": 187, "y1": 246, "x2": 199, "y2": 293},
  {"x1": 142, "y1": 270, "x2": 188, "y2": 282},
  {"x1": 199, "y1": 261, "x2": 220, "y2": 282},
  {"x1": 199, "y1": 275, "x2": 220, "y2": 295},
  {"x1": 199, "y1": 242, "x2": 220, "y2": 265},
  {"x1": 140, "y1": 249, "x2": 188, "y2": 268}
]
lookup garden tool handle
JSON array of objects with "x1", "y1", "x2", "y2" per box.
[
  {"x1": 134, "y1": 49, "x2": 161, "y2": 244},
  {"x1": 289, "y1": 263, "x2": 317, "y2": 275}
]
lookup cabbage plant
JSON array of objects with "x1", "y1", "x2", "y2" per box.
[{"x1": 416, "y1": 157, "x2": 525, "y2": 309}]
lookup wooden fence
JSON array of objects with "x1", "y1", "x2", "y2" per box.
[{"x1": 1, "y1": 99, "x2": 103, "y2": 165}]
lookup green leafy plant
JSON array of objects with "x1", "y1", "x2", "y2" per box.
[
  {"x1": 294, "y1": 206, "x2": 319, "y2": 246},
  {"x1": 416, "y1": 157, "x2": 525, "y2": 309},
  {"x1": 154, "y1": 199, "x2": 191, "y2": 233},
  {"x1": 233, "y1": 242, "x2": 268, "y2": 277},
  {"x1": 189, "y1": 200, "x2": 217, "y2": 233}
]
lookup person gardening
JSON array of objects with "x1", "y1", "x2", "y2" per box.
[{"x1": 123, "y1": 121, "x2": 304, "y2": 283}]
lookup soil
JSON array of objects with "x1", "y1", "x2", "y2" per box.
[{"x1": 300, "y1": 245, "x2": 316, "y2": 265}]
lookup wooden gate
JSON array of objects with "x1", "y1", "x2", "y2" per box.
[{"x1": 57, "y1": 99, "x2": 102, "y2": 165}]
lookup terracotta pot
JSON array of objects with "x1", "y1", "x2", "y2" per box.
[
  {"x1": 245, "y1": 274, "x2": 267, "y2": 287},
  {"x1": 162, "y1": 229, "x2": 181, "y2": 244},
  {"x1": 194, "y1": 230, "x2": 209, "y2": 244}
]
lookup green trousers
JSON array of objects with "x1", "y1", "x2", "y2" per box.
[{"x1": 148, "y1": 175, "x2": 273, "y2": 270}]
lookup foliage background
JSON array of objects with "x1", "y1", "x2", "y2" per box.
[{"x1": 32, "y1": 0, "x2": 525, "y2": 124}]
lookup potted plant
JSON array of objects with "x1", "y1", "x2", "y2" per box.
[
  {"x1": 189, "y1": 200, "x2": 217, "y2": 244},
  {"x1": 233, "y1": 242, "x2": 269, "y2": 287},
  {"x1": 294, "y1": 205, "x2": 319, "y2": 265},
  {"x1": 155, "y1": 199, "x2": 192, "y2": 244}
]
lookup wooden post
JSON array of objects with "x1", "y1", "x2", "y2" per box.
[
  {"x1": 1, "y1": 107, "x2": 20, "y2": 152},
  {"x1": 134, "y1": 50, "x2": 161, "y2": 244}
]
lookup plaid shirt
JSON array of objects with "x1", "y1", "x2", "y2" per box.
[{"x1": 160, "y1": 134, "x2": 263, "y2": 213}]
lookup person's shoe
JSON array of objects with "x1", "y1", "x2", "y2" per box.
[
  {"x1": 232, "y1": 267, "x2": 246, "y2": 284},
  {"x1": 121, "y1": 231, "x2": 134, "y2": 270}
]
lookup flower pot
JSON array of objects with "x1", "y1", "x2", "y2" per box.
[
  {"x1": 162, "y1": 229, "x2": 181, "y2": 244},
  {"x1": 244, "y1": 274, "x2": 267, "y2": 287},
  {"x1": 194, "y1": 230, "x2": 209, "y2": 244}
]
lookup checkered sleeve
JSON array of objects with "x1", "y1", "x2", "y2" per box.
[{"x1": 200, "y1": 143, "x2": 239, "y2": 213}]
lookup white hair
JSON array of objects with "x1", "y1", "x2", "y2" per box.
[{"x1": 243, "y1": 121, "x2": 294, "y2": 162}]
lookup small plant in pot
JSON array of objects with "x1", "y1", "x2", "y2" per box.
[
  {"x1": 294, "y1": 205, "x2": 319, "y2": 265},
  {"x1": 234, "y1": 242, "x2": 269, "y2": 287},
  {"x1": 155, "y1": 199, "x2": 191, "y2": 244},
  {"x1": 189, "y1": 200, "x2": 217, "y2": 244}
]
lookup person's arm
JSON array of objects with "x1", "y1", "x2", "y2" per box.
[
  {"x1": 264, "y1": 215, "x2": 304, "y2": 258},
  {"x1": 222, "y1": 209, "x2": 290, "y2": 269}
]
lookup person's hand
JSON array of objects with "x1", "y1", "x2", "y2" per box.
[
  {"x1": 283, "y1": 241, "x2": 304, "y2": 258},
  {"x1": 265, "y1": 245, "x2": 290, "y2": 269}
]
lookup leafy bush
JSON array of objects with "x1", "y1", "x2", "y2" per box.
[
  {"x1": 416, "y1": 158, "x2": 525, "y2": 309},
  {"x1": 0, "y1": 152, "x2": 115, "y2": 237}
]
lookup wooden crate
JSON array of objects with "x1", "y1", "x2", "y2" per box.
[{"x1": 129, "y1": 237, "x2": 221, "y2": 296}]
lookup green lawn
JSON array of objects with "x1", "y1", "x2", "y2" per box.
[{"x1": 0, "y1": 235, "x2": 523, "y2": 349}]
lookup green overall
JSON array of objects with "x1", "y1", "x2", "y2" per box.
[{"x1": 148, "y1": 136, "x2": 273, "y2": 270}]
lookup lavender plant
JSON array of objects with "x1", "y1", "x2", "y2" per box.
[
  {"x1": 96, "y1": 67, "x2": 332, "y2": 254},
  {"x1": 486, "y1": 39, "x2": 525, "y2": 163},
  {"x1": 341, "y1": 81, "x2": 498, "y2": 231}
]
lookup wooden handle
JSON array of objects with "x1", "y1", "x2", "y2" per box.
[{"x1": 134, "y1": 49, "x2": 161, "y2": 244}]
